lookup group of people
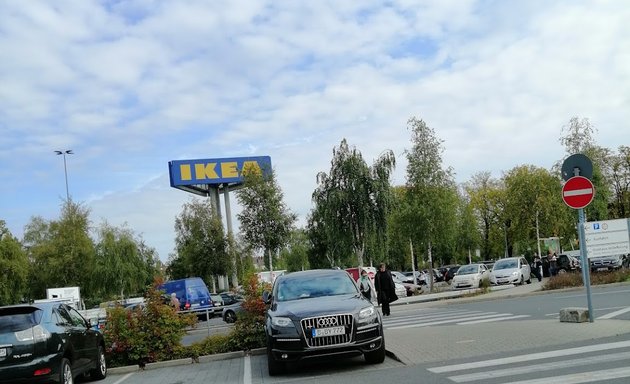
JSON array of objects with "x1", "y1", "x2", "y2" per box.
[
  {"x1": 358, "y1": 263, "x2": 398, "y2": 316},
  {"x1": 531, "y1": 250, "x2": 560, "y2": 281}
]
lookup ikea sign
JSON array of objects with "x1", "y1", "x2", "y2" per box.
[{"x1": 169, "y1": 156, "x2": 272, "y2": 187}]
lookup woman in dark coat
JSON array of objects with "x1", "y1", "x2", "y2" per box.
[{"x1": 374, "y1": 263, "x2": 397, "y2": 316}]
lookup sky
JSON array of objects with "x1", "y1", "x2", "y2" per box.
[{"x1": 1, "y1": 0, "x2": 629, "y2": 262}]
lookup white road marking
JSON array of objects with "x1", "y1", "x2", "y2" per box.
[
  {"x1": 448, "y1": 350, "x2": 630, "y2": 382},
  {"x1": 597, "y1": 306, "x2": 630, "y2": 320},
  {"x1": 112, "y1": 373, "x2": 134, "y2": 384},
  {"x1": 428, "y1": 340, "x2": 630, "y2": 373},
  {"x1": 503, "y1": 366, "x2": 630, "y2": 384},
  {"x1": 556, "y1": 289, "x2": 630, "y2": 299},
  {"x1": 384, "y1": 310, "x2": 484, "y2": 325},
  {"x1": 457, "y1": 314, "x2": 530, "y2": 325},
  {"x1": 243, "y1": 354, "x2": 252, "y2": 384},
  {"x1": 387, "y1": 313, "x2": 508, "y2": 330}
]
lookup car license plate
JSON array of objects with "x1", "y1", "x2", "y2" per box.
[
  {"x1": 597, "y1": 268, "x2": 608, "y2": 272},
  {"x1": 497, "y1": 279, "x2": 507, "y2": 283},
  {"x1": 312, "y1": 326, "x2": 345, "y2": 338},
  {"x1": 0, "y1": 348, "x2": 6, "y2": 358}
]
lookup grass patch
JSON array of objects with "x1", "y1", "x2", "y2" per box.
[{"x1": 542, "y1": 269, "x2": 630, "y2": 290}]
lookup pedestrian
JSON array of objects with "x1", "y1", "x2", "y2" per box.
[
  {"x1": 170, "y1": 292, "x2": 180, "y2": 312},
  {"x1": 374, "y1": 263, "x2": 397, "y2": 316},
  {"x1": 532, "y1": 253, "x2": 543, "y2": 282},
  {"x1": 359, "y1": 269, "x2": 374, "y2": 302},
  {"x1": 549, "y1": 251, "x2": 558, "y2": 276}
]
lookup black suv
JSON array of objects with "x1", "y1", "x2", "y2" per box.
[
  {"x1": 262, "y1": 269, "x2": 385, "y2": 375},
  {"x1": 556, "y1": 254, "x2": 581, "y2": 273},
  {"x1": 0, "y1": 301, "x2": 107, "y2": 384}
]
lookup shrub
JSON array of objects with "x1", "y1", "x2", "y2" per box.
[
  {"x1": 543, "y1": 269, "x2": 630, "y2": 290},
  {"x1": 224, "y1": 273, "x2": 270, "y2": 351},
  {"x1": 103, "y1": 279, "x2": 197, "y2": 367}
]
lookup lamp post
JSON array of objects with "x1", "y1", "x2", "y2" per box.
[{"x1": 54, "y1": 150, "x2": 73, "y2": 201}]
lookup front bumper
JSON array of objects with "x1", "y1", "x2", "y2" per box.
[
  {"x1": 268, "y1": 323, "x2": 384, "y2": 363},
  {"x1": 490, "y1": 275, "x2": 520, "y2": 285}
]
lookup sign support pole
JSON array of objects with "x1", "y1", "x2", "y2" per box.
[
  {"x1": 577, "y1": 208, "x2": 594, "y2": 322},
  {"x1": 572, "y1": 163, "x2": 594, "y2": 323}
]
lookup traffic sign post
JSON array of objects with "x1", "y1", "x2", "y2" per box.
[{"x1": 561, "y1": 155, "x2": 595, "y2": 323}]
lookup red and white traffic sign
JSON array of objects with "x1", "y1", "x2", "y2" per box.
[{"x1": 562, "y1": 176, "x2": 595, "y2": 209}]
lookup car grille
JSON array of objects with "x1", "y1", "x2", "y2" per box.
[{"x1": 301, "y1": 314, "x2": 353, "y2": 348}]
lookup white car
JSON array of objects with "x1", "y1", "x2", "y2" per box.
[
  {"x1": 489, "y1": 257, "x2": 532, "y2": 286},
  {"x1": 451, "y1": 263, "x2": 489, "y2": 290}
]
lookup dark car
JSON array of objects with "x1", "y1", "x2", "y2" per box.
[
  {"x1": 590, "y1": 254, "x2": 627, "y2": 272},
  {"x1": 0, "y1": 301, "x2": 107, "y2": 384},
  {"x1": 556, "y1": 254, "x2": 581, "y2": 273},
  {"x1": 262, "y1": 269, "x2": 385, "y2": 376}
]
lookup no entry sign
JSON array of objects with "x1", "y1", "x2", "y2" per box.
[{"x1": 562, "y1": 176, "x2": 595, "y2": 209}]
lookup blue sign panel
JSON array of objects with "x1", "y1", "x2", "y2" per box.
[{"x1": 169, "y1": 156, "x2": 272, "y2": 187}]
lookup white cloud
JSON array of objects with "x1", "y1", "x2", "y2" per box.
[{"x1": 2, "y1": 0, "x2": 629, "y2": 261}]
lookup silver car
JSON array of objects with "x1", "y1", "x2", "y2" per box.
[{"x1": 489, "y1": 257, "x2": 532, "y2": 285}]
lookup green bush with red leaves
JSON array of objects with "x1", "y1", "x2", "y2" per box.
[
  {"x1": 103, "y1": 279, "x2": 197, "y2": 367},
  {"x1": 542, "y1": 269, "x2": 630, "y2": 290}
]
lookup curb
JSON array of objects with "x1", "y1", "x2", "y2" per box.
[{"x1": 108, "y1": 348, "x2": 267, "y2": 375}]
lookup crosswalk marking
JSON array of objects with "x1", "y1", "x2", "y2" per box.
[
  {"x1": 456, "y1": 314, "x2": 530, "y2": 325},
  {"x1": 596, "y1": 306, "x2": 630, "y2": 320},
  {"x1": 448, "y1": 351, "x2": 630, "y2": 383},
  {"x1": 503, "y1": 366, "x2": 630, "y2": 384},
  {"x1": 428, "y1": 340, "x2": 630, "y2": 373},
  {"x1": 387, "y1": 313, "x2": 514, "y2": 330},
  {"x1": 383, "y1": 308, "x2": 532, "y2": 329}
]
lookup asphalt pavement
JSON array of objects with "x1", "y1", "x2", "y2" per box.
[{"x1": 384, "y1": 279, "x2": 630, "y2": 365}]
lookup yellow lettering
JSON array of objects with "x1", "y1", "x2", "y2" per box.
[
  {"x1": 180, "y1": 164, "x2": 192, "y2": 181},
  {"x1": 221, "y1": 162, "x2": 238, "y2": 178},
  {"x1": 242, "y1": 161, "x2": 262, "y2": 176},
  {"x1": 194, "y1": 163, "x2": 219, "y2": 179}
]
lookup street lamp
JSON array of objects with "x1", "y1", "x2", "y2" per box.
[{"x1": 54, "y1": 150, "x2": 73, "y2": 201}]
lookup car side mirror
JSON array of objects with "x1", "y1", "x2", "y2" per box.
[{"x1": 262, "y1": 291, "x2": 272, "y2": 304}]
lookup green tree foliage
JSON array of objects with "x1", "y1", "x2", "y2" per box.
[
  {"x1": 0, "y1": 221, "x2": 29, "y2": 305},
  {"x1": 466, "y1": 172, "x2": 506, "y2": 260},
  {"x1": 236, "y1": 169, "x2": 296, "y2": 271},
  {"x1": 311, "y1": 139, "x2": 395, "y2": 268},
  {"x1": 92, "y1": 222, "x2": 159, "y2": 301},
  {"x1": 279, "y1": 228, "x2": 310, "y2": 272},
  {"x1": 454, "y1": 188, "x2": 481, "y2": 264},
  {"x1": 558, "y1": 117, "x2": 610, "y2": 221},
  {"x1": 23, "y1": 202, "x2": 95, "y2": 299},
  {"x1": 170, "y1": 198, "x2": 230, "y2": 286},
  {"x1": 605, "y1": 146, "x2": 630, "y2": 218},
  {"x1": 402, "y1": 117, "x2": 458, "y2": 267},
  {"x1": 502, "y1": 165, "x2": 572, "y2": 256}
]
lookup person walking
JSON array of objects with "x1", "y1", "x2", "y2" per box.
[
  {"x1": 170, "y1": 292, "x2": 180, "y2": 312},
  {"x1": 374, "y1": 263, "x2": 397, "y2": 316},
  {"x1": 359, "y1": 269, "x2": 374, "y2": 302},
  {"x1": 532, "y1": 253, "x2": 543, "y2": 282}
]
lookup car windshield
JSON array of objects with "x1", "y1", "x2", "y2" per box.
[
  {"x1": 276, "y1": 275, "x2": 358, "y2": 302},
  {"x1": 457, "y1": 265, "x2": 478, "y2": 275},
  {"x1": 494, "y1": 259, "x2": 518, "y2": 270}
]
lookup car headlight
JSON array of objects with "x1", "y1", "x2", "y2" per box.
[
  {"x1": 271, "y1": 317, "x2": 294, "y2": 328},
  {"x1": 512, "y1": 271, "x2": 519, "y2": 276},
  {"x1": 359, "y1": 306, "x2": 376, "y2": 320}
]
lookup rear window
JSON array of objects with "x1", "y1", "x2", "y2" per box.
[{"x1": 0, "y1": 307, "x2": 43, "y2": 333}]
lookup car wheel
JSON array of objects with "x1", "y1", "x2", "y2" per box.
[
  {"x1": 60, "y1": 358, "x2": 73, "y2": 384},
  {"x1": 267, "y1": 345, "x2": 285, "y2": 376},
  {"x1": 224, "y1": 310, "x2": 237, "y2": 323},
  {"x1": 364, "y1": 341, "x2": 386, "y2": 364},
  {"x1": 90, "y1": 345, "x2": 107, "y2": 380},
  {"x1": 519, "y1": 275, "x2": 524, "y2": 286}
]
